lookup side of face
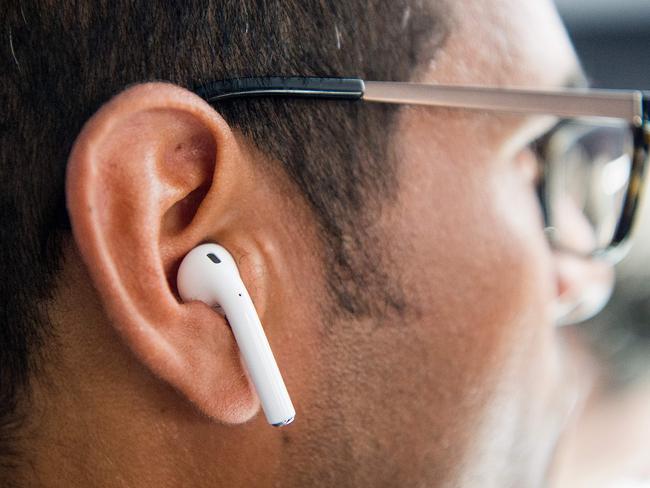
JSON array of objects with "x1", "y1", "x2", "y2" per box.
[{"x1": 281, "y1": 1, "x2": 586, "y2": 486}]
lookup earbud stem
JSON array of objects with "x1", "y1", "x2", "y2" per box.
[{"x1": 222, "y1": 289, "x2": 295, "y2": 426}]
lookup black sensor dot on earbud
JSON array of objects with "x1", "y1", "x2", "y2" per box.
[{"x1": 207, "y1": 253, "x2": 221, "y2": 264}]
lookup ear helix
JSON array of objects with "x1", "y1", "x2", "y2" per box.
[{"x1": 176, "y1": 243, "x2": 295, "y2": 427}]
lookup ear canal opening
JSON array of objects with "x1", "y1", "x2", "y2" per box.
[{"x1": 161, "y1": 183, "x2": 211, "y2": 237}]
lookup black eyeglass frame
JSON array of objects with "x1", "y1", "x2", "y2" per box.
[{"x1": 196, "y1": 76, "x2": 649, "y2": 262}]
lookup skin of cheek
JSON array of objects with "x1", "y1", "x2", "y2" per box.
[
  {"x1": 338, "y1": 107, "x2": 565, "y2": 486},
  {"x1": 465, "y1": 143, "x2": 572, "y2": 487},
  {"x1": 278, "y1": 106, "x2": 569, "y2": 488}
]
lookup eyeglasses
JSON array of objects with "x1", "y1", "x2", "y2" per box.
[{"x1": 197, "y1": 77, "x2": 649, "y2": 263}]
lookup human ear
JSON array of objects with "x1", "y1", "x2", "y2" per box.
[{"x1": 66, "y1": 82, "x2": 262, "y2": 423}]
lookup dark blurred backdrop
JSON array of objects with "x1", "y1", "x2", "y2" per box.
[{"x1": 558, "y1": 0, "x2": 650, "y2": 89}]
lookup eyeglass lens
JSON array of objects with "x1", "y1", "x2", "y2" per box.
[{"x1": 540, "y1": 119, "x2": 634, "y2": 255}]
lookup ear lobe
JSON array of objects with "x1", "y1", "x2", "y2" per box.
[{"x1": 66, "y1": 82, "x2": 260, "y2": 424}]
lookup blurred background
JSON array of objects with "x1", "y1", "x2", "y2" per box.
[
  {"x1": 551, "y1": 2, "x2": 649, "y2": 485},
  {"x1": 556, "y1": 0, "x2": 650, "y2": 385}
]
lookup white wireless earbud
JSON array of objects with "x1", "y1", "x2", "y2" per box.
[{"x1": 176, "y1": 243, "x2": 295, "y2": 427}]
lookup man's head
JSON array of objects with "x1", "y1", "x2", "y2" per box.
[{"x1": 1, "y1": 0, "x2": 595, "y2": 486}]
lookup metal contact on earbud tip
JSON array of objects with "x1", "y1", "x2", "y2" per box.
[{"x1": 272, "y1": 415, "x2": 295, "y2": 427}]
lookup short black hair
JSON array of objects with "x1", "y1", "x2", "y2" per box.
[{"x1": 0, "y1": 0, "x2": 449, "y2": 471}]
